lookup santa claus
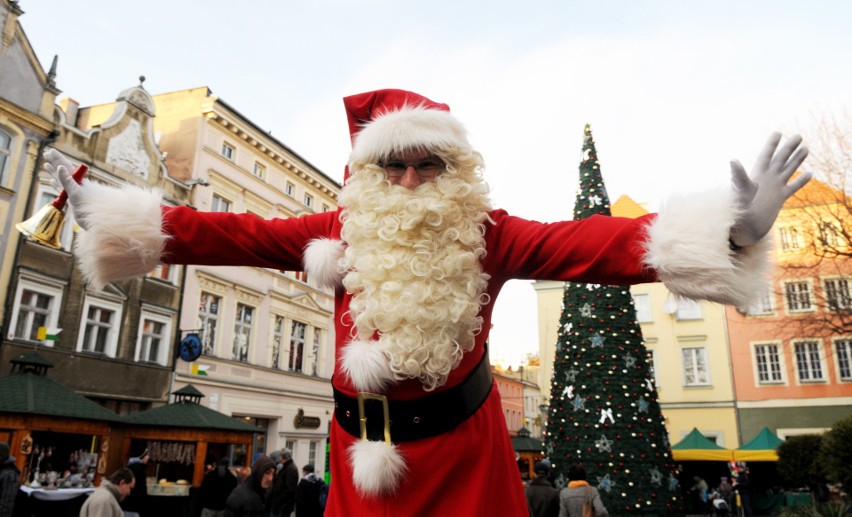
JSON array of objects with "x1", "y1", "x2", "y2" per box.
[{"x1": 44, "y1": 89, "x2": 809, "y2": 516}]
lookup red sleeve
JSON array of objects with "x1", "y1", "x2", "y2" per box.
[
  {"x1": 483, "y1": 210, "x2": 659, "y2": 285},
  {"x1": 160, "y1": 207, "x2": 337, "y2": 270}
]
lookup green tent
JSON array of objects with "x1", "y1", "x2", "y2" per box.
[
  {"x1": 671, "y1": 427, "x2": 733, "y2": 461},
  {"x1": 734, "y1": 427, "x2": 783, "y2": 461}
]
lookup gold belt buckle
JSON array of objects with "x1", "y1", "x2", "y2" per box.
[{"x1": 357, "y1": 392, "x2": 391, "y2": 444}]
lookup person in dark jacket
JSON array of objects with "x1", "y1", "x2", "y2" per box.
[
  {"x1": 0, "y1": 442, "x2": 21, "y2": 517},
  {"x1": 526, "y1": 461, "x2": 559, "y2": 517},
  {"x1": 268, "y1": 449, "x2": 298, "y2": 517},
  {"x1": 225, "y1": 455, "x2": 275, "y2": 517},
  {"x1": 121, "y1": 448, "x2": 150, "y2": 516},
  {"x1": 199, "y1": 458, "x2": 239, "y2": 517},
  {"x1": 295, "y1": 464, "x2": 324, "y2": 517}
]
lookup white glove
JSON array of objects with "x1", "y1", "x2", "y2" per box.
[
  {"x1": 729, "y1": 132, "x2": 810, "y2": 248},
  {"x1": 43, "y1": 149, "x2": 89, "y2": 229}
]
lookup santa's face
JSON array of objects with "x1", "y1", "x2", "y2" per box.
[{"x1": 338, "y1": 147, "x2": 492, "y2": 391}]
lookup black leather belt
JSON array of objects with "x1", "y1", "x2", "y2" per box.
[{"x1": 333, "y1": 351, "x2": 493, "y2": 443}]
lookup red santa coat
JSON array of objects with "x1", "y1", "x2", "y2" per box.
[{"x1": 157, "y1": 205, "x2": 658, "y2": 516}]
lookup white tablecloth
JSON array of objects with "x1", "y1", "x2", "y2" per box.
[{"x1": 19, "y1": 486, "x2": 94, "y2": 501}]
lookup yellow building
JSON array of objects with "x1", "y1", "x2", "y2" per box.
[
  {"x1": 0, "y1": 0, "x2": 59, "y2": 324},
  {"x1": 535, "y1": 195, "x2": 740, "y2": 448}
]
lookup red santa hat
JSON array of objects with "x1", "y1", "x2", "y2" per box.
[{"x1": 343, "y1": 89, "x2": 472, "y2": 182}]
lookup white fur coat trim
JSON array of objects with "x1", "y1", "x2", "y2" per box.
[
  {"x1": 643, "y1": 187, "x2": 772, "y2": 308},
  {"x1": 349, "y1": 106, "x2": 470, "y2": 166},
  {"x1": 348, "y1": 439, "x2": 407, "y2": 496},
  {"x1": 303, "y1": 238, "x2": 346, "y2": 289},
  {"x1": 74, "y1": 181, "x2": 166, "y2": 289},
  {"x1": 340, "y1": 340, "x2": 396, "y2": 393}
]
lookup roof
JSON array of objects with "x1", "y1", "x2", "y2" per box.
[
  {"x1": 121, "y1": 400, "x2": 259, "y2": 432},
  {"x1": 785, "y1": 173, "x2": 845, "y2": 209},
  {"x1": 734, "y1": 427, "x2": 783, "y2": 461},
  {"x1": 671, "y1": 428, "x2": 733, "y2": 461},
  {"x1": 611, "y1": 194, "x2": 649, "y2": 219},
  {"x1": 511, "y1": 428, "x2": 544, "y2": 452},
  {"x1": 0, "y1": 371, "x2": 120, "y2": 422}
]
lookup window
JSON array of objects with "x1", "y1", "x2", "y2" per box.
[
  {"x1": 824, "y1": 277, "x2": 851, "y2": 311},
  {"x1": 818, "y1": 221, "x2": 841, "y2": 247},
  {"x1": 311, "y1": 328, "x2": 321, "y2": 376},
  {"x1": 198, "y1": 293, "x2": 220, "y2": 355},
  {"x1": 835, "y1": 339, "x2": 852, "y2": 381},
  {"x1": 322, "y1": 204, "x2": 330, "y2": 213},
  {"x1": 289, "y1": 321, "x2": 306, "y2": 372},
  {"x1": 676, "y1": 299, "x2": 702, "y2": 320},
  {"x1": 233, "y1": 303, "x2": 253, "y2": 362},
  {"x1": 285, "y1": 440, "x2": 295, "y2": 455},
  {"x1": 293, "y1": 270, "x2": 308, "y2": 283},
  {"x1": 748, "y1": 288, "x2": 774, "y2": 315},
  {"x1": 285, "y1": 183, "x2": 295, "y2": 197},
  {"x1": 779, "y1": 226, "x2": 801, "y2": 251},
  {"x1": 272, "y1": 315, "x2": 285, "y2": 369},
  {"x1": 632, "y1": 293, "x2": 652, "y2": 322},
  {"x1": 785, "y1": 281, "x2": 813, "y2": 312},
  {"x1": 0, "y1": 130, "x2": 11, "y2": 186},
  {"x1": 211, "y1": 194, "x2": 231, "y2": 213},
  {"x1": 136, "y1": 311, "x2": 173, "y2": 366},
  {"x1": 253, "y1": 162, "x2": 266, "y2": 179},
  {"x1": 148, "y1": 264, "x2": 175, "y2": 283},
  {"x1": 304, "y1": 194, "x2": 313, "y2": 208},
  {"x1": 8, "y1": 278, "x2": 64, "y2": 344},
  {"x1": 647, "y1": 348, "x2": 658, "y2": 386},
  {"x1": 794, "y1": 341, "x2": 825, "y2": 382},
  {"x1": 754, "y1": 343, "x2": 784, "y2": 383},
  {"x1": 309, "y1": 441, "x2": 319, "y2": 467},
  {"x1": 77, "y1": 297, "x2": 124, "y2": 357},
  {"x1": 221, "y1": 142, "x2": 235, "y2": 161},
  {"x1": 682, "y1": 347, "x2": 709, "y2": 386}
]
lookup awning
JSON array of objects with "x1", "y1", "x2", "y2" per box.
[
  {"x1": 734, "y1": 426, "x2": 783, "y2": 461},
  {"x1": 671, "y1": 427, "x2": 734, "y2": 461}
]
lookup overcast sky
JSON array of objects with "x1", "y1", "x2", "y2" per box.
[{"x1": 19, "y1": 1, "x2": 852, "y2": 366}]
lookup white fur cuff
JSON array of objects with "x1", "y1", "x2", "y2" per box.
[
  {"x1": 74, "y1": 182, "x2": 166, "y2": 289},
  {"x1": 643, "y1": 187, "x2": 772, "y2": 308},
  {"x1": 303, "y1": 238, "x2": 346, "y2": 290},
  {"x1": 348, "y1": 440, "x2": 407, "y2": 496},
  {"x1": 340, "y1": 340, "x2": 395, "y2": 393}
]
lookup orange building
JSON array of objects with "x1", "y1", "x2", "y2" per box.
[
  {"x1": 726, "y1": 176, "x2": 852, "y2": 440},
  {"x1": 493, "y1": 368, "x2": 526, "y2": 437}
]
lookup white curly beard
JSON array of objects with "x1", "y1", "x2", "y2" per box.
[{"x1": 339, "y1": 154, "x2": 492, "y2": 391}]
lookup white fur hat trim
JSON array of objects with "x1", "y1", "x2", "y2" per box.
[
  {"x1": 303, "y1": 238, "x2": 346, "y2": 290},
  {"x1": 348, "y1": 439, "x2": 407, "y2": 496},
  {"x1": 340, "y1": 340, "x2": 395, "y2": 393},
  {"x1": 349, "y1": 107, "x2": 470, "y2": 166}
]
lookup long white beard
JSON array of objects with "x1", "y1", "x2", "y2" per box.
[{"x1": 339, "y1": 160, "x2": 492, "y2": 391}]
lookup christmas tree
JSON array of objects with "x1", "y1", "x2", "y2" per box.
[{"x1": 543, "y1": 124, "x2": 682, "y2": 515}]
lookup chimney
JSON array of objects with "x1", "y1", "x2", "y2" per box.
[{"x1": 59, "y1": 97, "x2": 79, "y2": 127}]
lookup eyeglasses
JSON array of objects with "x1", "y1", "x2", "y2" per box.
[{"x1": 379, "y1": 155, "x2": 445, "y2": 179}]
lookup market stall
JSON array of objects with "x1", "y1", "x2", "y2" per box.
[
  {"x1": 118, "y1": 384, "x2": 258, "y2": 516},
  {"x1": 511, "y1": 427, "x2": 544, "y2": 482},
  {"x1": 0, "y1": 352, "x2": 120, "y2": 516}
]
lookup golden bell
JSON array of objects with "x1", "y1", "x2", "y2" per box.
[{"x1": 16, "y1": 203, "x2": 65, "y2": 249}]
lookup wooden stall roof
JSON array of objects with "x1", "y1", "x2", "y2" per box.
[
  {"x1": 511, "y1": 427, "x2": 544, "y2": 452},
  {"x1": 120, "y1": 384, "x2": 257, "y2": 432},
  {"x1": 0, "y1": 351, "x2": 119, "y2": 422}
]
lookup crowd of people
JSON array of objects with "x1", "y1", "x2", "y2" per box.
[{"x1": 525, "y1": 461, "x2": 609, "y2": 517}]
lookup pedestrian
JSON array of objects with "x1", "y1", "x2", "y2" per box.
[
  {"x1": 45, "y1": 88, "x2": 809, "y2": 516},
  {"x1": 79, "y1": 467, "x2": 135, "y2": 517},
  {"x1": 224, "y1": 455, "x2": 275, "y2": 517},
  {"x1": 294, "y1": 464, "x2": 324, "y2": 517},
  {"x1": 199, "y1": 457, "x2": 239, "y2": 517},
  {"x1": 121, "y1": 448, "x2": 150, "y2": 516},
  {"x1": 268, "y1": 449, "x2": 297, "y2": 517},
  {"x1": 558, "y1": 465, "x2": 608, "y2": 517},
  {"x1": 526, "y1": 461, "x2": 559, "y2": 517},
  {"x1": 0, "y1": 442, "x2": 20, "y2": 517}
]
